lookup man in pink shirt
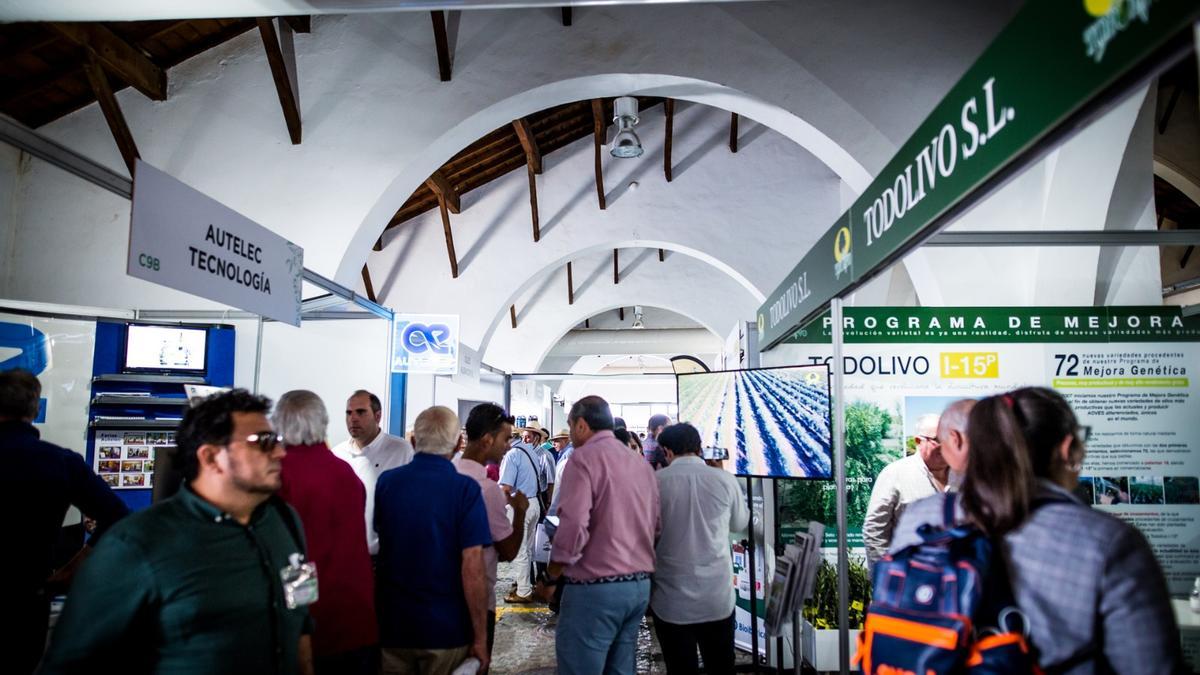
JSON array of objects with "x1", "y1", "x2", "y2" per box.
[
  {"x1": 453, "y1": 403, "x2": 529, "y2": 658},
  {"x1": 535, "y1": 396, "x2": 659, "y2": 675}
]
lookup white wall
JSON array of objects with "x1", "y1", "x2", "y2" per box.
[
  {"x1": 0, "y1": 145, "x2": 19, "y2": 295},
  {"x1": 255, "y1": 318, "x2": 390, "y2": 448},
  {"x1": 404, "y1": 372, "x2": 506, "y2": 433}
]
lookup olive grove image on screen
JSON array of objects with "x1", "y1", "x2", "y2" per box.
[{"x1": 677, "y1": 366, "x2": 832, "y2": 478}]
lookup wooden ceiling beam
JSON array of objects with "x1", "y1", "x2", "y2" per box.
[
  {"x1": 510, "y1": 305, "x2": 518, "y2": 329},
  {"x1": 729, "y1": 112, "x2": 739, "y2": 153},
  {"x1": 49, "y1": 22, "x2": 168, "y2": 101},
  {"x1": 430, "y1": 11, "x2": 452, "y2": 82},
  {"x1": 592, "y1": 98, "x2": 607, "y2": 210},
  {"x1": 512, "y1": 118, "x2": 542, "y2": 175},
  {"x1": 659, "y1": 248, "x2": 665, "y2": 262},
  {"x1": 664, "y1": 98, "x2": 675, "y2": 182},
  {"x1": 619, "y1": 307, "x2": 625, "y2": 321},
  {"x1": 283, "y1": 16, "x2": 312, "y2": 33},
  {"x1": 257, "y1": 18, "x2": 302, "y2": 145},
  {"x1": 513, "y1": 118, "x2": 542, "y2": 242},
  {"x1": 81, "y1": 53, "x2": 139, "y2": 175},
  {"x1": 613, "y1": 248, "x2": 619, "y2": 284},
  {"x1": 425, "y1": 170, "x2": 461, "y2": 214},
  {"x1": 361, "y1": 264, "x2": 377, "y2": 303},
  {"x1": 567, "y1": 262, "x2": 575, "y2": 305},
  {"x1": 435, "y1": 190, "x2": 459, "y2": 279},
  {"x1": 561, "y1": 7, "x2": 573, "y2": 26}
]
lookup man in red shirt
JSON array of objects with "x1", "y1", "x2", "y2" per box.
[{"x1": 274, "y1": 390, "x2": 379, "y2": 675}]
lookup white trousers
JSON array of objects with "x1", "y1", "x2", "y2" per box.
[{"x1": 512, "y1": 496, "x2": 542, "y2": 596}]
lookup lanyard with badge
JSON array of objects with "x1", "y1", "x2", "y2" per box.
[
  {"x1": 273, "y1": 499, "x2": 319, "y2": 609},
  {"x1": 281, "y1": 552, "x2": 319, "y2": 609}
]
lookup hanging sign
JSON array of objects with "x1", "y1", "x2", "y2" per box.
[
  {"x1": 758, "y1": 0, "x2": 1200, "y2": 349},
  {"x1": 128, "y1": 161, "x2": 304, "y2": 326},
  {"x1": 391, "y1": 314, "x2": 460, "y2": 375}
]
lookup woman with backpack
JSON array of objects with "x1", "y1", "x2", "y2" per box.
[{"x1": 883, "y1": 387, "x2": 1183, "y2": 674}]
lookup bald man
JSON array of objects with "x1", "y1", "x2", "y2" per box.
[{"x1": 863, "y1": 412, "x2": 950, "y2": 567}]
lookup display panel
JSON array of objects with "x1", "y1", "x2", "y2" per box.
[
  {"x1": 677, "y1": 365, "x2": 831, "y2": 478},
  {"x1": 123, "y1": 324, "x2": 207, "y2": 373}
]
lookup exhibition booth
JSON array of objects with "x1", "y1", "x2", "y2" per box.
[
  {"x1": 1, "y1": 2, "x2": 1199, "y2": 674},
  {"x1": 704, "y1": 5, "x2": 1200, "y2": 673}
]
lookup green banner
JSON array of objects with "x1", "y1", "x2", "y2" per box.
[
  {"x1": 784, "y1": 306, "x2": 1200, "y2": 344},
  {"x1": 758, "y1": 0, "x2": 1200, "y2": 348}
]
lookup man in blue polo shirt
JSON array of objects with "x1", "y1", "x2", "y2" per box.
[{"x1": 375, "y1": 406, "x2": 491, "y2": 674}]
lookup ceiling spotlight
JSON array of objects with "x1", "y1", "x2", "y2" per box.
[
  {"x1": 610, "y1": 96, "x2": 643, "y2": 159},
  {"x1": 632, "y1": 305, "x2": 645, "y2": 328}
]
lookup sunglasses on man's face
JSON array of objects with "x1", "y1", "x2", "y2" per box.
[
  {"x1": 242, "y1": 431, "x2": 282, "y2": 453},
  {"x1": 915, "y1": 434, "x2": 940, "y2": 446}
]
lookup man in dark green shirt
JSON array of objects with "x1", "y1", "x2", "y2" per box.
[{"x1": 42, "y1": 390, "x2": 315, "y2": 675}]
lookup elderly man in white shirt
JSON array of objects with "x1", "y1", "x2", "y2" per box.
[
  {"x1": 651, "y1": 423, "x2": 749, "y2": 675},
  {"x1": 862, "y1": 412, "x2": 948, "y2": 569},
  {"x1": 331, "y1": 389, "x2": 414, "y2": 557}
]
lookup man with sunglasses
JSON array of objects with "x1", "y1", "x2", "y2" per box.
[
  {"x1": 863, "y1": 412, "x2": 949, "y2": 570},
  {"x1": 43, "y1": 389, "x2": 316, "y2": 675}
]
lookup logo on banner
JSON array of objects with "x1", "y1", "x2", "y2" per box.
[
  {"x1": 1082, "y1": 0, "x2": 1152, "y2": 63},
  {"x1": 833, "y1": 225, "x2": 853, "y2": 280},
  {"x1": 392, "y1": 314, "x2": 459, "y2": 374}
]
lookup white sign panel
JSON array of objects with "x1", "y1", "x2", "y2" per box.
[
  {"x1": 391, "y1": 314, "x2": 459, "y2": 375},
  {"x1": 454, "y1": 342, "x2": 480, "y2": 388},
  {"x1": 128, "y1": 161, "x2": 304, "y2": 325}
]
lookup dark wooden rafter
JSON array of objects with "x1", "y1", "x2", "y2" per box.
[
  {"x1": 256, "y1": 18, "x2": 302, "y2": 145},
  {"x1": 81, "y1": 53, "x2": 139, "y2": 175},
  {"x1": 510, "y1": 305, "x2": 518, "y2": 329},
  {"x1": 513, "y1": 118, "x2": 542, "y2": 241},
  {"x1": 567, "y1": 262, "x2": 574, "y2": 305},
  {"x1": 361, "y1": 264, "x2": 377, "y2": 303},
  {"x1": 561, "y1": 8, "x2": 573, "y2": 26},
  {"x1": 663, "y1": 98, "x2": 675, "y2": 182},
  {"x1": 613, "y1": 248, "x2": 619, "y2": 284},
  {"x1": 659, "y1": 248, "x2": 665, "y2": 262},
  {"x1": 428, "y1": 180, "x2": 458, "y2": 279},
  {"x1": 592, "y1": 98, "x2": 607, "y2": 210},
  {"x1": 1158, "y1": 84, "x2": 1182, "y2": 134},
  {"x1": 425, "y1": 170, "x2": 461, "y2": 213},
  {"x1": 512, "y1": 118, "x2": 542, "y2": 174},
  {"x1": 729, "y1": 112, "x2": 739, "y2": 153},
  {"x1": 584, "y1": 318, "x2": 590, "y2": 328},
  {"x1": 49, "y1": 23, "x2": 167, "y2": 101},
  {"x1": 1180, "y1": 245, "x2": 1194, "y2": 269},
  {"x1": 618, "y1": 307, "x2": 625, "y2": 321},
  {"x1": 283, "y1": 16, "x2": 312, "y2": 33},
  {"x1": 430, "y1": 11, "x2": 452, "y2": 82}
]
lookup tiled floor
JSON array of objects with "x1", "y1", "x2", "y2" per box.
[{"x1": 490, "y1": 562, "x2": 669, "y2": 675}]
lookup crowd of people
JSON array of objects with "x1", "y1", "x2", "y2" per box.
[{"x1": 2, "y1": 365, "x2": 1186, "y2": 674}]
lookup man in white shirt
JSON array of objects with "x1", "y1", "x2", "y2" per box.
[
  {"x1": 651, "y1": 423, "x2": 749, "y2": 675},
  {"x1": 332, "y1": 389, "x2": 414, "y2": 557},
  {"x1": 862, "y1": 413, "x2": 948, "y2": 568},
  {"x1": 498, "y1": 422, "x2": 551, "y2": 602}
]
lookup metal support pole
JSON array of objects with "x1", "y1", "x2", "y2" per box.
[
  {"x1": 503, "y1": 374, "x2": 512, "y2": 412},
  {"x1": 385, "y1": 316, "x2": 395, "y2": 429},
  {"x1": 747, "y1": 475, "x2": 760, "y2": 670},
  {"x1": 831, "y1": 297, "x2": 849, "y2": 674},
  {"x1": 253, "y1": 315, "x2": 265, "y2": 394}
]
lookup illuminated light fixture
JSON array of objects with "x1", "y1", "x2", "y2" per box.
[
  {"x1": 631, "y1": 305, "x2": 645, "y2": 328},
  {"x1": 610, "y1": 96, "x2": 643, "y2": 159}
]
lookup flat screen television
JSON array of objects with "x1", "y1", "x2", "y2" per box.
[
  {"x1": 676, "y1": 365, "x2": 832, "y2": 479},
  {"x1": 123, "y1": 324, "x2": 208, "y2": 374}
]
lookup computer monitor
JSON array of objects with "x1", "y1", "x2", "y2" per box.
[{"x1": 123, "y1": 324, "x2": 208, "y2": 374}]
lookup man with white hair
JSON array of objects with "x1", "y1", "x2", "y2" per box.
[
  {"x1": 863, "y1": 412, "x2": 949, "y2": 568},
  {"x1": 274, "y1": 390, "x2": 378, "y2": 675},
  {"x1": 374, "y1": 406, "x2": 491, "y2": 674}
]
